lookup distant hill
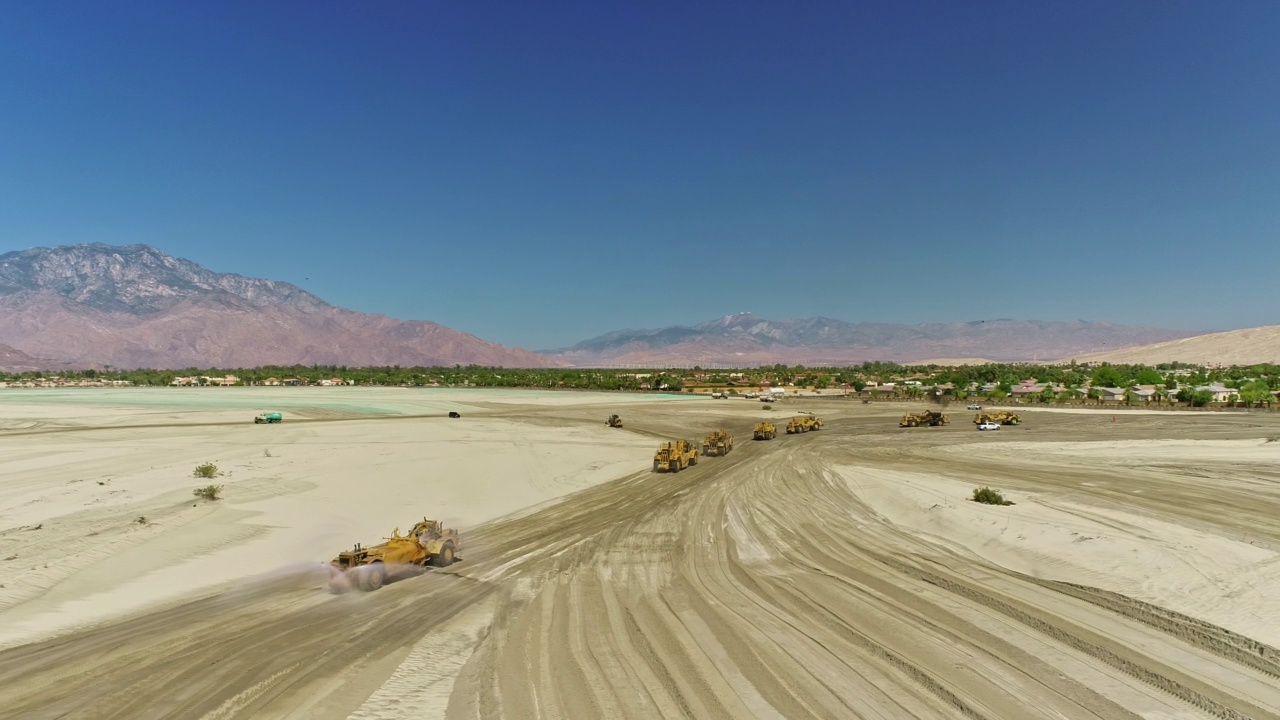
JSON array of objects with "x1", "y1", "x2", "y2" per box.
[
  {"x1": 1068, "y1": 325, "x2": 1280, "y2": 365},
  {"x1": 0, "y1": 244, "x2": 557, "y2": 371},
  {"x1": 0, "y1": 343, "x2": 76, "y2": 373},
  {"x1": 543, "y1": 313, "x2": 1200, "y2": 367}
]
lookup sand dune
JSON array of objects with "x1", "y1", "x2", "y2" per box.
[{"x1": 1070, "y1": 323, "x2": 1280, "y2": 365}]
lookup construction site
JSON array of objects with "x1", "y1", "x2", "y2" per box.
[{"x1": 2, "y1": 387, "x2": 1280, "y2": 719}]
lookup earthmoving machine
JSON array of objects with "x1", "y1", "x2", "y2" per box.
[
  {"x1": 606, "y1": 414, "x2": 623, "y2": 428},
  {"x1": 653, "y1": 440, "x2": 698, "y2": 472},
  {"x1": 753, "y1": 422, "x2": 777, "y2": 440},
  {"x1": 900, "y1": 410, "x2": 949, "y2": 427},
  {"x1": 254, "y1": 412, "x2": 282, "y2": 424},
  {"x1": 786, "y1": 413, "x2": 824, "y2": 434},
  {"x1": 974, "y1": 411, "x2": 1020, "y2": 426},
  {"x1": 702, "y1": 429, "x2": 733, "y2": 457},
  {"x1": 328, "y1": 518, "x2": 461, "y2": 592}
]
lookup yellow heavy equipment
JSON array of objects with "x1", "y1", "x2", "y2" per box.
[
  {"x1": 900, "y1": 410, "x2": 949, "y2": 427},
  {"x1": 606, "y1": 414, "x2": 623, "y2": 428},
  {"x1": 974, "y1": 411, "x2": 1020, "y2": 425},
  {"x1": 753, "y1": 422, "x2": 777, "y2": 440},
  {"x1": 786, "y1": 413, "x2": 824, "y2": 434},
  {"x1": 653, "y1": 439, "x2": 698, "y2": 472},
  {"x1": 328, "y1": 518, "x2": 461, "y2": 592},
  {"x1": 702, "y1": 429, "x2": 733, "y2": 456}
]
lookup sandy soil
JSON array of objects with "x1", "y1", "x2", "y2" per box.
[
  {"x1": 2, "y1": 392, "x2": 1280, "y2": 719},
  {"x1": 0, "y1": 388, "x2": 660, "y2": 647}
]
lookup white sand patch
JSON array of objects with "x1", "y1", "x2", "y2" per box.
[
  {"x1": 942, "y1": 437, "x2": 1280, "y2": 464},
  {"x1": 346, "y1": 597, "x2": 496, "y2": 720},
  {"x1": 839, "y1": 466, "x2": 1280, "y2": 646},
  {"x1": 725, "y1": 501, "x2": 772, "y2": 565},
  {"x1": 0, "y1": 389, "x2": 671, "y2": 647}
]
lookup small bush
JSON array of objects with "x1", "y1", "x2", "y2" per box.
[
  {"x1": 193, "y1": 484, "x2": 224, "y2": 501},
  {"x1": 971, "y1": 486, "x2": 1015, "y2": 506},
  {"x1": 193, "y1": 462, "x2": 221, "y2": 479}
]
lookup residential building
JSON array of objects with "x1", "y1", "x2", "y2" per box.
[
  {"x1": 1094, "y1": 387, "x2": 1128, "y2": 402},
  {"x1": 1194, "y1": 383, "x2": 1238, "y2": 403}
]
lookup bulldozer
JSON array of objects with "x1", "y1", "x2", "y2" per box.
[
  {"x1": 653, "y1": 440, "x2": 698, "y2": 473},
  {"x1": 328, "y1": 518, "x2": 461, "y2": 592},
  {"x1": 974, "y1": 411, "x2": 1021, "y2": 426},
  {"x1": 900, "y1": 410, "x2": 950, "y2": 427},
  {"x1": 606, "y1": 414, "x2": 623, "y2": 428},
  {"x1": 753, "y1": 422, "x2": 777, "y2": 440},
  {"x1": 786, "y1": 413, "x2": 823, "y2": 434},
  {"x1": 702, "y1": 429, "x2": 733, "y2": 457}
]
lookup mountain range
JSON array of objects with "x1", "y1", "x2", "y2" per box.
[
  {"x1": 541, "y1": 313, "x2": 1200, "y2": 366},
  {"x1": 0, "y1": 244, "x2": 553, "y2": 370},
  {"x1": 0, "y1": 244, "x2": 1215, "y2": 372}
]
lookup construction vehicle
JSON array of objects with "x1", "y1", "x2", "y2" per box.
[
  {"x1": 254, "y1": 412, "x2": 282, "y2": 424},
  {"x1": 974, "y1": 411, "x2": 1021, "y2": 426},
  {"x1": 900, "y1": 410, "x2": 949, "y2": 427},
  {"x1": 702, "y1": 430, "x2": 733, "y2": 457},
  {"x1": 606, "y1": 414, "x2": 623, "y2": 428},
  {"x1": 328, "y1": 518, "x2": 461, "y2": 592},
  {"x1": 786, "y1": 413, "x2": 824, "y2": 434},
  {"x1": 653, "y1": 440, "x2": 698, "y2": 472},
  {"x1": 753, "y1": 422, "x2": 777, "y2": 440}
]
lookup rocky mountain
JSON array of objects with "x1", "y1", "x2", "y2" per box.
[
  {"x1": 543, "y1": 313, "x2": 1200, "y2": 366},
  {"x1": 0, "y1": 244, "x2": 556, "y2": 370},
  {"x1": 1068, "y1": 325, "x2": 1280, "y2": 366}
]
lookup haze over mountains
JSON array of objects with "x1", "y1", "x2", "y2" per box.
[
  {"x1": 543, "y1": 313, "x2": 1199, "y2": 367},
  {"x1": 0, "y1": 244, "x2": 553, "y2": 370},
  {"x1": 0, "y1": 244, "x2": 1216, "y2": 372}
]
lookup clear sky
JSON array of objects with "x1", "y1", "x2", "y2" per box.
[{"x1": 1, "y1": 1, "x2": 1277, "y2": 349}]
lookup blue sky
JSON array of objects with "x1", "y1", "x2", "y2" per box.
[{"x1": 1, "y1": 1, "x2": 1277, "y2": 349}]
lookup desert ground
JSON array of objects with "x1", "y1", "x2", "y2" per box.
[{"x1": 2, "y1": 389, "x2": 1280, "y2": 719}]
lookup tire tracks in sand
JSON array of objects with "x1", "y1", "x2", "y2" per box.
[{"x1": 1, "y1": 409, "x2": 1279, "y2": 718}]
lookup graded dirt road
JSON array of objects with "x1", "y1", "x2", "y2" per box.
[{"x1": 3, "y1": 399, "x2": 1280, "y2": 719}]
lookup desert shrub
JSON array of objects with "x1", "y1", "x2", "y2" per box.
[
  {"x1": 193, "y1": 484, "x2": 224, "y2": 501},
  {"x1": 193, "y1": 462, "x2": 221, "y2": 479},
  {"x1": 971, "y1": 486, "x2": 1015, "y2": 506}
]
